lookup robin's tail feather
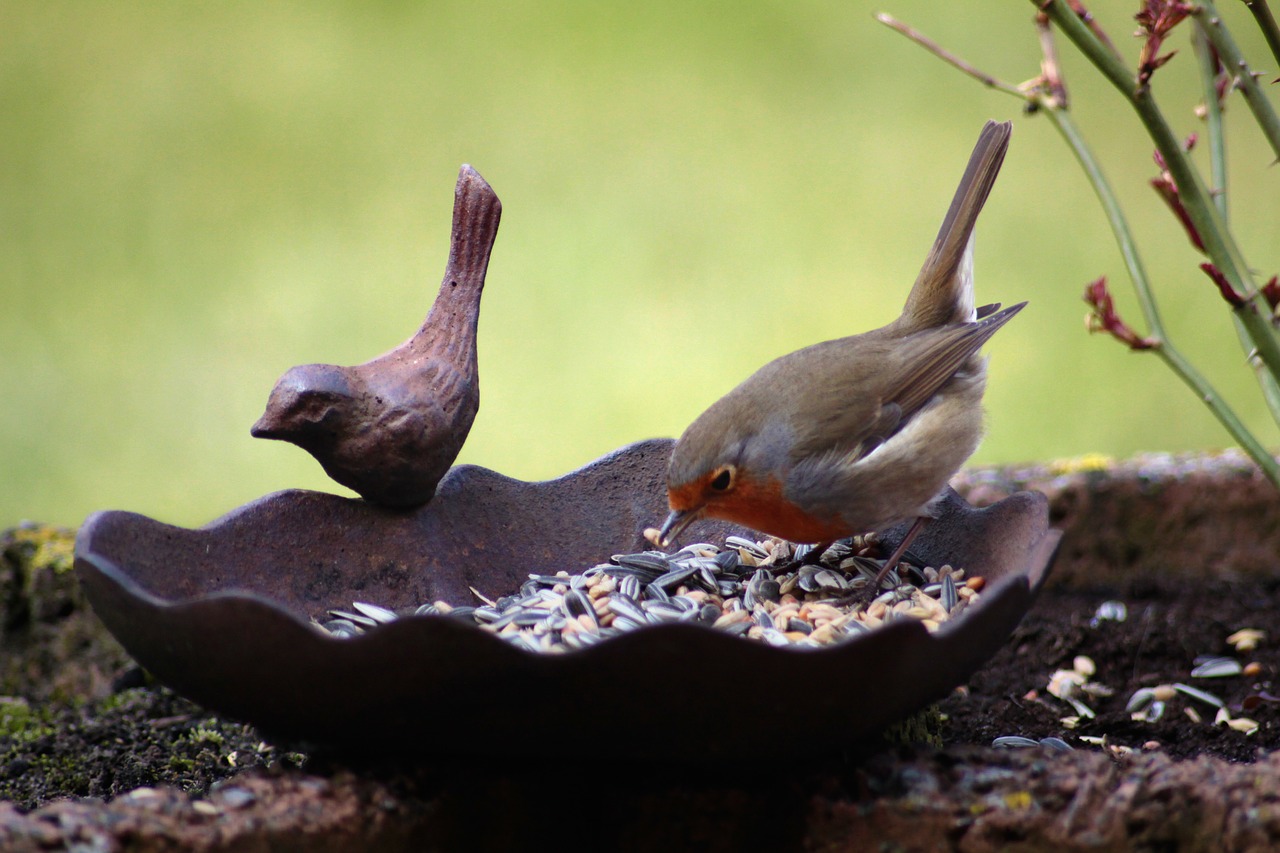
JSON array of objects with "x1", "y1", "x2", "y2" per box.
[{"x1": 896, "y1": 120, "x2": 1012, "y2": 335}]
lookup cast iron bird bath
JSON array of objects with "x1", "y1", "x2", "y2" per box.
[
  {"x1": 74, "y1": 438, "x2": 1058, "y2": 760},
  {"x1": 71, "y1": 163, "x2": 1058, "y2": 761}
]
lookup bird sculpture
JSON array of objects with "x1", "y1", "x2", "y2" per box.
[{"x1": 252, "y1": 165, "x2": 501, "y2": 509}]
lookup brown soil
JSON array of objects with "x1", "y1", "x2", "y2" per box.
[{"x1": 948, "y1": 575, "x2": 1279, "y2": 762}]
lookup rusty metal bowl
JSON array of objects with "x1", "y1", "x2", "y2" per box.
[{"x1": 74, "y1": 438, "x2": 1058, "y2": 759}]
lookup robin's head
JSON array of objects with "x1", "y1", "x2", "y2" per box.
[
  {"x1": 661, "y1": 460, "x2": 740, "y2": 546},
  {"x1": 661, "y1": 395, "x2": 859, "y2": 546},
  {"x1": 660, "y1": 395, "x2": 792, "y2": 545}
]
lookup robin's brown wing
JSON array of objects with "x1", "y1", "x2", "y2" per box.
[
  {"x1": 779, "y1": 302, "x2": 1023, "y2": 464},
  {"x1": 884, "y1": 301, "x2": 1025, "y2": 420}
]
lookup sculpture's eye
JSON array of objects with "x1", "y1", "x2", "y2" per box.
[{"x1": 709, "y1": 465, "x2": 735, "y2": 492}]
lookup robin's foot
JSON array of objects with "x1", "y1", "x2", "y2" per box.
[{"x1": 797, "y1": 540, "x2": 835, "y2": 566}]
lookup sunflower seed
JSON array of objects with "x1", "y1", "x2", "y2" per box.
[
  {"x1": 351, "y1": 601, "x2": 399, "y2": 624},
  {"x1": 643, "y1": 602, "x2": 685, "y2": 622},
  {"x1": 644, "y1": 583, "x2": 671, "y2": 604},
  {"x1": 612, "y1": 552, "x2": 671, "y2": 573},
  {"x1": 1133, "y1": 700, "x2": 1165, "y2": 723},
  {"x1": 819, "y1": 542, "x2": 852, "y2": 563},
  {"x1": 786, "y1": 618, "x2": 813, "y2": 635},
  {"x1": 321, "y1": 618, "x2": 363, "y2": 638},
  {"x1": 1090, "y1": 600, "x2": 1128, "y2": 627},
  {"x1": 1126, "y1": 687, "x2": 1155, "y2": 713},
  {"x1": 608, "y1": 595, "x2": 648, "y2": 624},
  {"x1": 327, "y1": 610, "x2": 378, "y2": 628},
  {"x1": 1191, "y1": 657, "x2": 1243, "y2": 678},
  {"x1": 315, "y1": 533, "x2": 980, "y2": 656},
  {"x1": 651, "y1": 565, "x2": 698, "y2": 590},
  {"x1": 618, "y1": 574, "x2": 642, "y2": 599},
  {"x1": 1173, "y1": 682, "x2": 1226, "y2": 708},
  {"x1": 725, "y1": 536, "x2": 768, "y2": 558},
  {"x1": 756, "y1": 627, "x2": 791, "y2": 647},
  {"x1": 472, "y1": 605, "x2": 503, "y2": 624},
  {"x1": 941, "y1": 575, "x2": 958, "y2": 613}
]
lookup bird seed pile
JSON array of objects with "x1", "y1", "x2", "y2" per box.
[{"x1": 313, "y1": 534, "x2": 984, "y2": 652}]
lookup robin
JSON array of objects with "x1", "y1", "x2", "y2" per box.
[
  {"x1": 660, "y1": 121, "x2": 1023, "y2": 582},
  {"x1": 252, "y1": 165, "x2": 501, "y2": 509}
]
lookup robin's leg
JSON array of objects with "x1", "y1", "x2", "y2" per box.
[
  {"x1": 798, "y1": 540, "x2": 834, "y2": 565},
  {"x1": 871, "y1": 517, "x2": 927, "y2": 589}
]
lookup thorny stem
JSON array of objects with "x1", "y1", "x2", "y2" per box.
[
  {"x1": 1188, "y1": 2, "x2": 1280, "y2": 420},
  {"x1": 878, "y1": 10, "x2": 1280, "y2": 489},
  {"x1": 1153, "y1": 341, "x2": 1280, "y2": 484},
  {"x1": 1036, "y1": 11, "x2": 1070, "y2": 107},
  {"x1": 1195, "y1": 16, "x2": 1280, "y2": 422},
  {"x1": 1047, "y1": 113, "x2": 1160, "y2": 335},
  {"x1": 1192, "y1": 28, "x2": 1228, "y2": 221},
  {"x1": 1035, "y1": 0, "x2": 1280, "y2": 413},
  {"x1": 1193, "y1": 1, "x2": 1280, "y2": 163},
  {"x1": 1064, "y1": 0, "x2": 1124, "y2": 62},
  {"x1": 1240, "y1": 0, "x2": 1280, "y2": 73},
  {"x1": 1048, "y1": 107, "x2": 1280, "y2": 484}
]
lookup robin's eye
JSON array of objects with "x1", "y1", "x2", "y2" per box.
[{"x1": 709, "y1": 466, "x2": 735, "y2": 492}]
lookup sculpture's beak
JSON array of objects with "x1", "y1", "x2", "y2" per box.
[{"x1": 250, "y1": 413, "x2": 283, "y2": 439}]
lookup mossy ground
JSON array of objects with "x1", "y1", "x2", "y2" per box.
[
  {"x1": 0, "y1": 524, "x2": 304, "y2": 811},
  {"x1": 0, "y1": 685, "x2": 302, "y2": 811}
]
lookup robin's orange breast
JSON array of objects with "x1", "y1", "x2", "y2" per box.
[{"x1": 706, "y1": 475, "x2": 851, "y2": 544}]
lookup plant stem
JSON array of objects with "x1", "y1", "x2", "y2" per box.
[
  {"x1": 1045, "y1": 110, "x2": 1164, "y2": 336},
  {"x1": 1035, "y1": 0, "x2": 1280, "y2": 400},
  {"x1": 1193, "y1": 1, "x2": 1280, "y2": 163},
  {"x1": 1240, "y1": 0, "x2": 1280, "y2": 73},
  {"x1": 1192, "y1": 27, "x2": 1228, "y2": 221},
  {"x1": 1195, "y1": 17, "x2": 1280, "y2": 422},
  {"x1": 1155, "y1": 345, "x2": 1280, "y2": 485},
  {"x1": 1045, "y1": 108, "x2": 1280, "y2": 485},
  {"x1": 873, "y1": 14, "x2": 1028, "y2": 98},
  {"x1": 880, "y1": 10, "x2": 1280, "y2": 488}
]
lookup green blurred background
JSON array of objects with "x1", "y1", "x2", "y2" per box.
[{"x1": 4, "y1": 1, "x2": 1279, "y2": 529}]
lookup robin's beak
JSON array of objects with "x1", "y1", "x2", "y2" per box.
[{"x1": 658, "y1": 507, "x2": 700, "y2": 548}]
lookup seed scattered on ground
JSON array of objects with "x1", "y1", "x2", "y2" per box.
[
  {"x1": 1191, "y1": 657, "x2": 1243, "y2": 678},
  {"x1": 1173, "y1": 682, "x2": 1225, "y2": 709},
  {"x1": 991, "y1": 735, "x2": 1073, "y2": 751},
  {"x1": 1227, "y1": 629, "x2": 1266, "y2": 653},
  {"x1": 1227, "y1": 717, "x2": 1261, "y2": 735},
  {"x1": 1089, "y1": 600, "x2": 1127, "y2": 627},
  {"x1": 310, "y1": 535, "x2": 983, "y2": 652}
]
